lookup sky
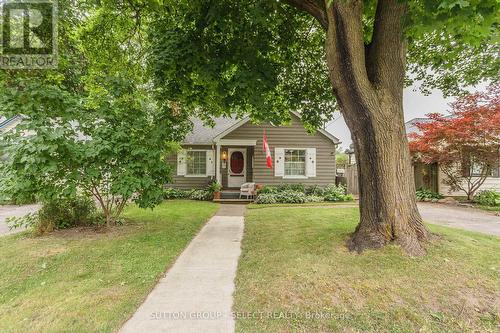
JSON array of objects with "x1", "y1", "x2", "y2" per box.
[{"x1": 326, "y1": 84, "x2": 472, "y2": 150}]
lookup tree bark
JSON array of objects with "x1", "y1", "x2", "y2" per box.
[
  {"x1": 323, "y1": 0, "x2": 429, "y2": 255},
  {"x1": 282, "y1": 0, "x2": 430, "y2": 255}
]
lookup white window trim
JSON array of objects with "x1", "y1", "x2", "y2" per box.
[
  {"x1": 282, "y1": 148, "x2": 308, "y2": 179},
  {"x1": 185, "y1": 149, "x2": 209, "y2": 177},
  {"x1": 283, "y1": 175, "x2": 308, "y2": 179}
]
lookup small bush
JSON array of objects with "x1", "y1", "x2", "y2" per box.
[
  {"x1": 305, "y1": 185, "x2": 325, "y2": 196},
  {"x1": 7, "y1": 196, "x2": 102, "y2": 235},
  {"x1": 257, "y1": 185, "x2": 279, "y2": 194},
  {"x1": 207, "y1": 181, "x2": 223, "y2": 194},
  {"x1": 277, "y1": 183, "x2": 306, "y2": 193},
  {"x1": 323, "y1": 184, "x2": 353, "y2": 202},
  {"x1": 275, "y1": 190, "x2": 307, "y2": 203},
  {"x1": 416, "y1": 188, "x2": 443, "y2": 201},
  {"x1": 254, "y1": 193, "x2": 278, "y2": 204},
  {"x1": 473, "y1": 190, "x2": 500, "y2": 207},
  {"x1": 189, "y1": 189, "x2": 212, "y2": 201},
  {"x1": 163, "y1": 187, "x2": 191, "y2": 199},
  {"x1": 305, "y1": 195, "x2": 324, "y2": 203}
]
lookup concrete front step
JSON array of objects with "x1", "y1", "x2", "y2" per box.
[{"x1": 213, "y1": 198, "x2": 253, "y2": 203}]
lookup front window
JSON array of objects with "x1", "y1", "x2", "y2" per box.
[
  {"x1": 285, "y1": 149, "x2": 306, "y2": 176},
  {"x1": 187, "y1": 151, "x2": 206, "y2": 175},
  {"x1": 470, "y1": 161, "x2": 493, "y2": 177}
]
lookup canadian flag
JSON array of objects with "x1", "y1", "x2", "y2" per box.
[{"x1": 263, "y1": 131, "x2": 273, "y2": 169}]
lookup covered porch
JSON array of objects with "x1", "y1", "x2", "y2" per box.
[{"x1": 215, "y1": 139, "x2": 256, "y2": 190}]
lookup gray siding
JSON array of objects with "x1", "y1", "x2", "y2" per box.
[
  {"x1": 222, "y1": 114, "x2": 337, "y2": 186},
  {"x1": 166, "y1": 145, "x2": 214, "y2": 189}
]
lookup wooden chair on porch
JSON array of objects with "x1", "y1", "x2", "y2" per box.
[{"x1": 239, "y1": 182, "x2": 256, "y2": 199}]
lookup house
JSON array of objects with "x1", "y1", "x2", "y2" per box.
[
  {"x1": 0, "y1": 116, "x2": 22, "y2": 135},
  {"x1": 406, "y1": 117, "x2": 500, "y2": 196},
  {"x1": 167, "y1": 112, "x2": 340, "y2": 189}
]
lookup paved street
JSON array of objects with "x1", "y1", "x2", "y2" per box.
[{"x1": 0, "y1": 204, "x2": 40, "y2": 236}]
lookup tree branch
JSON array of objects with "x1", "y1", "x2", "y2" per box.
[
  {"x1": 282, "y1": 0, "x2": 328, "y2": 29},
  {"x1": 366, "y1": 0, "x2": 407, "y2": 89}
]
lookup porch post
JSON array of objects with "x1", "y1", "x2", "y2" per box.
[{"x1": 215, "y1": 142, "x2": 221, "y2": 184}]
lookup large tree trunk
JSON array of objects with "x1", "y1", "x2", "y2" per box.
[
  {"x1": 284, "y1": 0, "x2": 430, "y2": 255},
  {"x1": 342, "y1": 98, "x2": 429, "y2": 255},
  {"x1": 323, "y1": 0, "x2": 429, "y2": 255}
]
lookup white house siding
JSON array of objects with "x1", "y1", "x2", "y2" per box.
[{"x1": 438, "y1": 168, "x2": 500, "y2": 196}]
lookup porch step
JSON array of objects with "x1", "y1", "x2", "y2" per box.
[
  {"x1": 221, "y1": 191, "x2": 241, "y2": 199},
  {"x1": 213, "y1": 198, "x2": 253, "y2": 203}
]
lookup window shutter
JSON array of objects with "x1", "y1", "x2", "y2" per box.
[
  {"x1": 206, "y1": 150, "x2": 215, "y2": 176},
  {"x1": 177, "y1": 150, "x2": 187, "y2": 176},
  {"x1": 492, "y1": 165, "x2": 500, "y2": 178},
  {"x1": 306, "y1": 148, "x2": 316, "y2": 177},
  {"x1": 275, "y1": 148, "x2": 284, "y2": 177}
]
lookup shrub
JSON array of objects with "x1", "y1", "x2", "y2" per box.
[
  {"x1": 275, "y1": 190, "x2": 307, "y2": 203},
  {"x1": 254, "y1": 193, "x2": 278, "y2": 204},
  {"x1": 323, "y1": 184, "x2": 353, "y2": 202},
  {"x1": 473, "y1": 190, "x2": 500, "y2": 207},
  {"x1": 305, "y1": 185, "x2": 325, "y2": 196},
  {"x1": 163, "y1": 187, "x2": 191, "y2": 199},
  {"x1": 7, "y1": 196, "x2": 102, "y2": 235},
  {"x1": 416, "y1": 188, "x2": 443, "y2": 201},
  {"x1": 189, "y1": 189, "x2": 212, "y2": 201},
  {"x1": 305, "y1": 195, "x2": 324, "y2": 203},
  {"x1": 276, "y1": 183, "x2": 306, "y2": 193},
  {"x1": 257, "y1": 185, "x2": 279, "y2": 194},
  {"x1": 207, "y1": 181, "x2": 223, "y2": 194},
  {"x1": 255, "y1": 184, "x2": 354, "y2": 204}
]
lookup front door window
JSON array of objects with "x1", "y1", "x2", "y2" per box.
[
  {"x1": 230, "y1": 151, "x2": 244, "y2": 174},
  {"x1": 228, "y1": 149, "x2": 246, "y2": 188}
]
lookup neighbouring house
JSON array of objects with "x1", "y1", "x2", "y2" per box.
[
  {"x1": 0, "y1": 116, "x2": 22, "y2": 160},
  {"x1": 167, "y1": 112, "x2": 341, "y2": 189},
  {"x1": 0, "y1": 116, "x2": 21, "y2": 135},
  {"x1": 405, "y1": 117, "x2": 500, "y2": 196}
]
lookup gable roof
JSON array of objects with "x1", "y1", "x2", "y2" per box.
[
  {"x1": 183, "y1": 116, "x2": 242, "y2": 144},
  {"x1": 183, "y1": 112, "x2": 341, "y2": 145},
  {"x1": 405, "y1": 117, "x2": 433, "y2": 136},
  {"x1": 405, "y1": 115, "x2": 454, "y2": 136}
]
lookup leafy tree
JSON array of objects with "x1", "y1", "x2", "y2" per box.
[
  {"x1": 409, "y1": 84, "x2": 500, "y2": 201},
  {"x1": 0, "y1": 0, "x2": 177, "y2": 226},
  {"x1": 148, "y1": 0, "x2": 499, "y2": 255},
  {"x1": 336, "y1": 153, "x2": 348, "y2": 168}
]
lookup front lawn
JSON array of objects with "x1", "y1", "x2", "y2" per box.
[
  {"x1": 0, "y1": 200, "x2": 218, "y2": 333},
  {"x1": 474, "y1": 205, "x2": 500, "y2": 212},
  {"x1": 234, "y1": 207, "x2": 500, "y2": 332},
  {"x1": 247, "y1": 201, "x2": 358, "y2": 209}
]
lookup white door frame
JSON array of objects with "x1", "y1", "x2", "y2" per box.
[{"x1": 228, "y1": 148, "x2": 246, "y2": 188}]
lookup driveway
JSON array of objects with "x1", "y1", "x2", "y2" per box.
[
  {"x1": 418, "y1": 202, "x2": 500, "y2": 236},
  {"x1": 0, "y1": 204, "x2": 40, "y2": 236}
]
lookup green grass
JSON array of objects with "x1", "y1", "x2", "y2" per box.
[
  {"x1": 247, "y1": 201, "x2": 358, "y2": 209},
  {"x1": 0, "y1": 200, "x2": 218, "y2": 333},
  {"x1": 234, "y1": 207, "x2": 500, "y2": 333},
  {"x1": 474, "y1": 205, "x2": 500, "y2": 212}
]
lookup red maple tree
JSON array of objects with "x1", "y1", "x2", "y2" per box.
[{"x1": 409, "y1": 84, "x2": 500, "y2": 200}]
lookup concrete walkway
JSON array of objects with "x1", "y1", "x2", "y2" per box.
[
  {"x1": 120, "y1": 204, "x2": 246, "y2": 333},
  {"x1": 418, "y1": 203, "x2": 500, "y2": 236},
  {"x1": 0, "y1": 204, "x2": 40, "y2": 236}
]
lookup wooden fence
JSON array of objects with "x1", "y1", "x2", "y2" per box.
[{"x1": 345, "y1": 164, "x2": 359, "y2": 195}]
